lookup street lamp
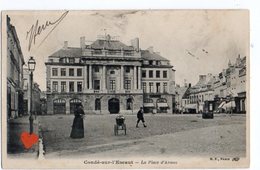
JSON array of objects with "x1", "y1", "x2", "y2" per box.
[{"x1": 28, "y1": 56, "x2": 36, "y2": 134}]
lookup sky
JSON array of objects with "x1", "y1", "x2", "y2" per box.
[{"x1": 6, "y1": 10, "x2": 249, "y2": 91}]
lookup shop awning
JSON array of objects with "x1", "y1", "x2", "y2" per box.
[
  {"x1": 218, "y1": 101, "x2": 226, "y2": 109},
  {"x1": 185, "y1": 104, "x2": 197, "y2": 109},
  {"x1": 143, "y1": 103, "x2": 155, "y2": 107},
  {"x1": 222, "y1": 101, "x2": 236, "y2": 109},
  {"x1": 157, "y1": 103, "x2": 169, "y2": 108}
]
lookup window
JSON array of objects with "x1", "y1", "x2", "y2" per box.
[
  {"x1": 163, "y1": 82, "x2": 167, "y2": 93},
  {"x1": 69, "y1": 68, "x2": 74, "y2": 76},
  {"x1": 110, "y1": 70, "x2": 115, "y2": 74},
  {"x1": 52, "y1": 81, "x2": 58, "y2": 92},
  {"x1": 142, "y1": 82, "x2": 147, "y2": 92},
  {"x1": 124, "y1": 80, "x2": 131, "y2": 90},
  {"x1": 156, "y1": 70, "x2": 160, "y2": 78},
  {"x1": 163, "y1": 71, "x2": 167, "y2": 78},
  {"x1": 156, "y1": 61, "x2": 161, "y2": 65},
  {"x1": 94, "y1": 80, "x2": 100, "y2": 90},
  {"x1": 110, "y1": 80, "x2": 116, "y2": 90},
  {"x1": 77, "y1": 68, "x2": 82, "y2": 76},
  {"x1": 142, "y1": 70, "x2": 146, "y2": 78},
  {"x1": 156, "y1": 83, "x2": 160, "y2": 93},
  {"x1": 61, "y1": 81, "x2": 66, "y2": 92},
  {"x1": 94, "y1": 66, "x2": 99, "y2": 73},
  {"x1": 149, "y1": 70, "x2": 153, "y2": 78},
  {"x1": 77, "y1": 82, "x2": 82, "y2": 92},
  {"x1": 125, "y1": 66, "x2": 131, "y2": 73},
  {"x1": 149, "y1": 82, "x2": 153, "y2": 93},
  {"x1": 149, "y1": 60, "x2": 153, "y2": 65},
  {"x1": 59, "y1": 58, "x2": 66, "y2": 63},
  {"x1": 95, "y1": 98, "x2": 101, "y2": 110},
  {"x1": 69, "y1": 58, "x2": 75, "y2": 63},
  {"x1": 61, "y1": 68, "x2": 66, "y2": 76},
  {"x1": 93, "y1": 50, "x2": 102, "y2": 55},
  {"x1": 69, "y1": 82, "x2": 74, "y2": 92},
  {"x1": 52, "y1": 68, "x2": 58, "y2": 76}
]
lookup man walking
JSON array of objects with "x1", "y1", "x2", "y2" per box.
[{"x1": 136, "y1": 107, "x2": 147, "y2": 128}]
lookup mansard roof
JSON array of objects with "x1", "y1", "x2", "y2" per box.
[
  {"x1": 141, "y1": 50, "x2": 169, "y2": 61},
  {"x1": 50, "y1": 47, "x2": 82, "y2": 57},
  {"x1": 87, "y1": 39, "x2": 134, "y2": 51}
]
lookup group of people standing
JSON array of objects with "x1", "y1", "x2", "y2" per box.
[{"x1": 70, "y1": 105, "x2": 147, "y2": 139}]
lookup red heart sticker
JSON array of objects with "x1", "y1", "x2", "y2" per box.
[{"x1": 20, "y1": 132, "x2": 39, "y2": 149}]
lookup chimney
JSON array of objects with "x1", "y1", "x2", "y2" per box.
[
  {"x1": 147, "y1": 46, "x2": 154, "y2": 53},
  {"x1": 131, "y1": 38, "x2": 139, "y2": 52},
  {"x1": 63, "y1": 41, "x2": 68, "y2": 49},
  {"x1": 199, "y1": 75, "x2": 206, "y2": 82},
  {"x1": 184, "y1": 79, "x2": 187, "y2": 87},
  {"x1": 80, "y1": 36, "x2": 86, "y2": 49}
]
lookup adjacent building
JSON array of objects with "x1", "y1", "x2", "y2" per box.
[
  {"x1": 6, "y1": 15, "x2": 25, "y2": 119},
  {"x1": 23, "y1": 68, "x2": 42, "y2": 116},
  {"x1": 141, "y1": 47, "x2": 176, "y2": 113},
  {"x1": 179, "y1": 55, "x2": 247, "y2": 114},
  {"x1": 45, "y1": 35, "x2": 175, "y2": 114},
  {"x1": 185, "y1": 74, "x2": 215, "y2": 113}
]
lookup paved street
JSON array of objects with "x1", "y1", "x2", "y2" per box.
[
  {"x1": 7, "y1": 116, "x2": 39, "y2": 158},
  {"x1": 39, "y1": 114, "x2": 246, "y2": 158}
]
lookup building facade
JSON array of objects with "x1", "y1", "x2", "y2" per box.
[
  {"x1": 141, "y1": 47, "x2": 175, "y2": 113},
  {"x1": 23, "y1": 68, "x2": 42, "y2": 116},
  {"x1": 6, "y1": 15, "x2": 25, "y2": 119},
  {"x1": 45, "y1": 35, "x2": 175, "y2": 115},
  {"x1": 181, "y1": 55, "x2": 247, "y2": 114}
]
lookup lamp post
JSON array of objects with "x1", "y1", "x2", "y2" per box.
[{"x1": 28, "y1": 56, "x2": 36, "y2": 134}]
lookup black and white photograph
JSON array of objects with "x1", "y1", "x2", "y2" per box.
[{"x1": 1, "y1": 10, "x2": 249, "y2": 168}]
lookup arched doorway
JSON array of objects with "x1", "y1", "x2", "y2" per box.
[
  {"x1": 108, "y1": 98, "x2": 120, "y2": 114},
  {"x1": 70, "y1": 99, "x2": 82, "y2": 114},
  {"x1": 53, "y1": 99, "x2": 66, "y2": 114}
]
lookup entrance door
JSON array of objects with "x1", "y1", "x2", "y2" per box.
[
  {"x1": 108, "y1": 98, "x2": 120, "y2": 114},
  {"x1": 53, "y1": 99, "x2": 66, "y2": 114}
]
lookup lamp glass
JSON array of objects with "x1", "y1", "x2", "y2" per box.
[{"x1": 28, "y1": 56, "x2": 36, "y2": 72}]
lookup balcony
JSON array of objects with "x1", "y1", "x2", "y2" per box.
[
  {"x1": 109, "y1": 90, "x2": 116, "y2": 93},
  {"x1": 94, "y1": 90, "x2": 100, "y2": 93},
  {"x1": 125, "y1": 90, "x2": 131, "y2": 94}
]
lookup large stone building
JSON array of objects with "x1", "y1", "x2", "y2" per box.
[
  {"x1": 6, "y1": 16, "x2": 25, "y2": 119},
  {"x1": 45, "y1": 35, "x2": 175, "y2": 115}
]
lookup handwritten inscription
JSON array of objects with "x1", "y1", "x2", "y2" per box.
[{"x1": 26, "y1": 11, "x2": 69, "y2": 51}]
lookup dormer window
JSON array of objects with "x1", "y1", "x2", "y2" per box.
[
  {"x1": 59, "y1": 58, "x2": 66, "y2": 63},
  {"x1": 68, "y1": 58, "x2": 75, "y2": 63},
  {"x1": 149, "y1": 60, "x2": 153, "y2": 65}
]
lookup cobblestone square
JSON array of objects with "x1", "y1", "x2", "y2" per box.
[{"x1": 39, "y1": 114, "x2": 246, "y2": 158}]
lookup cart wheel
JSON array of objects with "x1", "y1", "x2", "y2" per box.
[
  {"x1": 114, "y1": 124, "x2": 117, "y2": 136},
  {"x1": 123, "y1": 124, "x2": 126, "y2": 135}
]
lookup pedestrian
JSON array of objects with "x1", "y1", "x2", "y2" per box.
[
  {"x1": 70, "y1": 104, "x2": 85, "y2": 138},
  {"x1": 136, "y1": 107, "x2": 147, "y2": 128}
]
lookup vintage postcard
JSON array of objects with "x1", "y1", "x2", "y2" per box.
[{"x1": 1, "y1": 10, "x2": 249, "y2": 169}]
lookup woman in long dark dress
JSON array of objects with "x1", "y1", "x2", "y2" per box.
[{"x1": 70, "y1": 104, "x2": 85, "y2": 138}]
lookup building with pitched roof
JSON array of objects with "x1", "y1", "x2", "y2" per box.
[
  {"x1": 45, "y1": 35, "x2": 175, "y2": 114},
  {"x1": 7, "y1": 16, "x2": 25, "y2": 119}
]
